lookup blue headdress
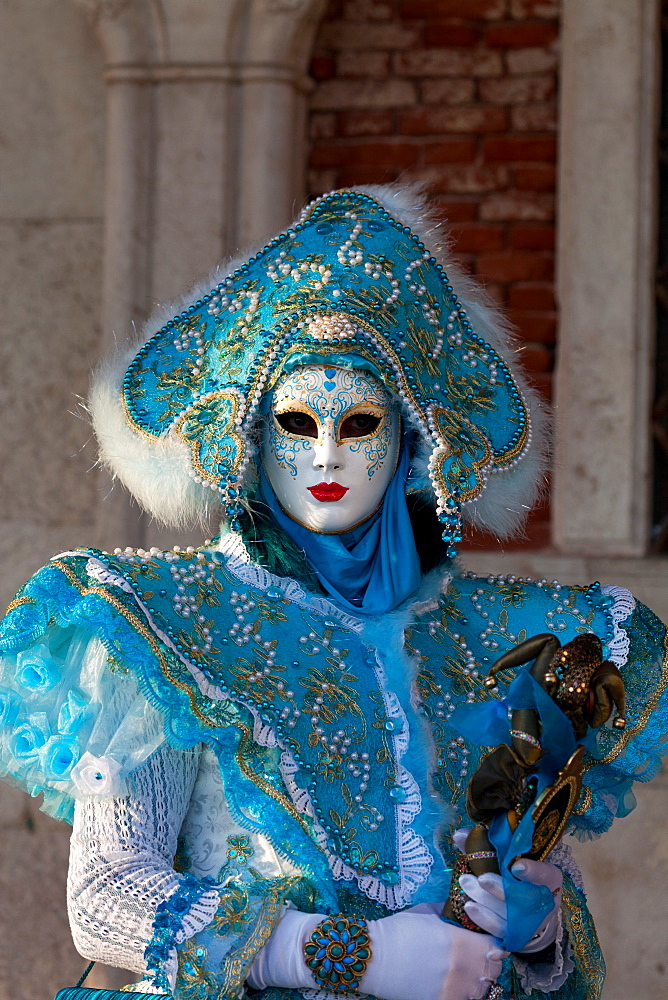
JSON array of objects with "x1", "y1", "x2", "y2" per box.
[{"x1": 91, "y1": 185, "x2": 547, "y2": 553}]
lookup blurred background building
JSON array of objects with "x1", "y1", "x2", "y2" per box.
[{"x1": 0, "y1": 1, "x2": 665, "y2": 998}]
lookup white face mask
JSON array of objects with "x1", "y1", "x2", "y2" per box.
[{"x1": 260, "y1": 365, "x2": 400, "y2": 533}]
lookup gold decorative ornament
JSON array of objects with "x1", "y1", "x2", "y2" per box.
[{"x1": 304, "y1": 914, "x2": 372, "y2": 993}]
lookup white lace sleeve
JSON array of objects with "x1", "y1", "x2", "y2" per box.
[{"x1": 67, "y1": 744, "x2": 220, "y2": 980}]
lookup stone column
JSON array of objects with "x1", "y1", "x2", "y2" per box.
[
  {"x1": 554, "y1": 0, "x2": 661, "y2": 557},
  {"x1": 237, "y1": 0, "x2": 324, "y2": 246}
]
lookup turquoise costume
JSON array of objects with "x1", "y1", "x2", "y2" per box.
[{"x1": 0, "y1": 187, "x2": 665, "y2": 999}]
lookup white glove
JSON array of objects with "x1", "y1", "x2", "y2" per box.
[
  {"x1": 246, "y1": 908, "x2": 320, "y2": 991},
  {"x1": 459, "y1": 859, "x2": 562, "y2": 955},
  {"x1": 361, "y1": 908, "x2": 506, "y2": 1000},
  {"x1": 247, "y1": 905, "x2": 507, "y2": 1000}
]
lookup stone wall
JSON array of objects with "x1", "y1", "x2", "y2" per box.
[
  {"x1": 0, "y1": 0, "x2": 107, "y2": 611},
  {"x1": 0, "y1": 2, "x2": 111, "y2": 995}
]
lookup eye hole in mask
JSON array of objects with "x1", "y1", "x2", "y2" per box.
[
  {"x1": 275, "y1": 410, "x2": 318, "y2": 438},
  {"x1": 339, "y1": 413, "x2": 382, "y2": 439}
]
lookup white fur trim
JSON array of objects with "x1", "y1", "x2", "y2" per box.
[
  {"x1": 90, "y1": 184, "x2": 549, "y2": 535},
  {"x1": 90, "y1": 350, "x2": 212, "y2": 529}
]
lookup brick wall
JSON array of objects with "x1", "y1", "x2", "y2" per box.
[{"x1": 307, "y1": 0, "x2": 559, "y2": 547}]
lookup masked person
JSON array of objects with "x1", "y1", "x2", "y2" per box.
[{"x1": 0, "y1": 186, "x2": 665, "y2": 1000}]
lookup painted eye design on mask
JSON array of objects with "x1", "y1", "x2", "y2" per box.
[
  {"x1": 274, "y1": 409, "x2": 318, "y2": 438},
  {"x1": 339, "y1": 412, "x2": 382, "y2": 439}
]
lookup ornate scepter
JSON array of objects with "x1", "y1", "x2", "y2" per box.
[{"x1": 444, "y1": 632, "x2": 626, "y2": 933}]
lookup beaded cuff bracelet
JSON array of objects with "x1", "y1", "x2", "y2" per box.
[
  {"x1": 304, "y1": 914, "x2": 372, "y2": 992},
  {"x1": 447, "y1": 855, "x2": 488, "y2": 933}
]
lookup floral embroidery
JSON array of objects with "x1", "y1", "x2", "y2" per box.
[
  {"x1": 1, "y1": 545, "x2": 658, "y2": 924},
  {"x1": 120, "y1": 190, "x2": 532, "y2": 547},
  {"x1": 300, "y1": 665, "x2": 364, "y2": 728},
  {"x1": 209, "y1": 886, "x2": 253, "y2": 937},
  {"x1": 498, "y1": 583, "x2": 530, "y2": 609},
  {"x1": 316, "y1": 750, "x2": 345, "y2": 783},
  {"x1": 175, "y1": 938, "x2": 216, "y2": 1000},
  {"x1": 225, "y1": 835, "x2": 254, "y2": 867}
]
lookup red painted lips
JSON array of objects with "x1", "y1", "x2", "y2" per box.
[{"x1": 307, "y1": 482, "x2": 349, "y2": 502}]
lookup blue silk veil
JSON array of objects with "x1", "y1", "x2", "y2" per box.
[{"x1": 258, "y1": 443, "x2": 422, "y2": 616}]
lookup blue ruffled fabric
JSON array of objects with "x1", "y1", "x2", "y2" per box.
[
  {"x1": 0, "y1": 552, "x2": 419, "y2": 910},
  {"x1": 0, "y1": 556, "x2": 341, "y2": 903},
  {"x1": 1, "y1": 557, "x2": 666, "y2": 856},
  {"x1": 1, "y1": 557, "x2": 666, "y2": 851},
  {"x1": 359, "y1": 597, "x2": 459, "y2": 904},
  {"x1": 146, "y1": 873, "x2": 218, "y2": 993},
  {"x1": 174, "y1": 877, "x2": 317, "y2": 1000},
  {"x1": 0, "y1": 613, "x2": 166, "y2": 820}
]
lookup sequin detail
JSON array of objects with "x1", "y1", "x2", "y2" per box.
[
  {"x1": 145, "y1": 873, "x2": 217, "y2": 992},
  {"x1": 510, "y1": 729, "x2": 542, "y2": 749}
]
